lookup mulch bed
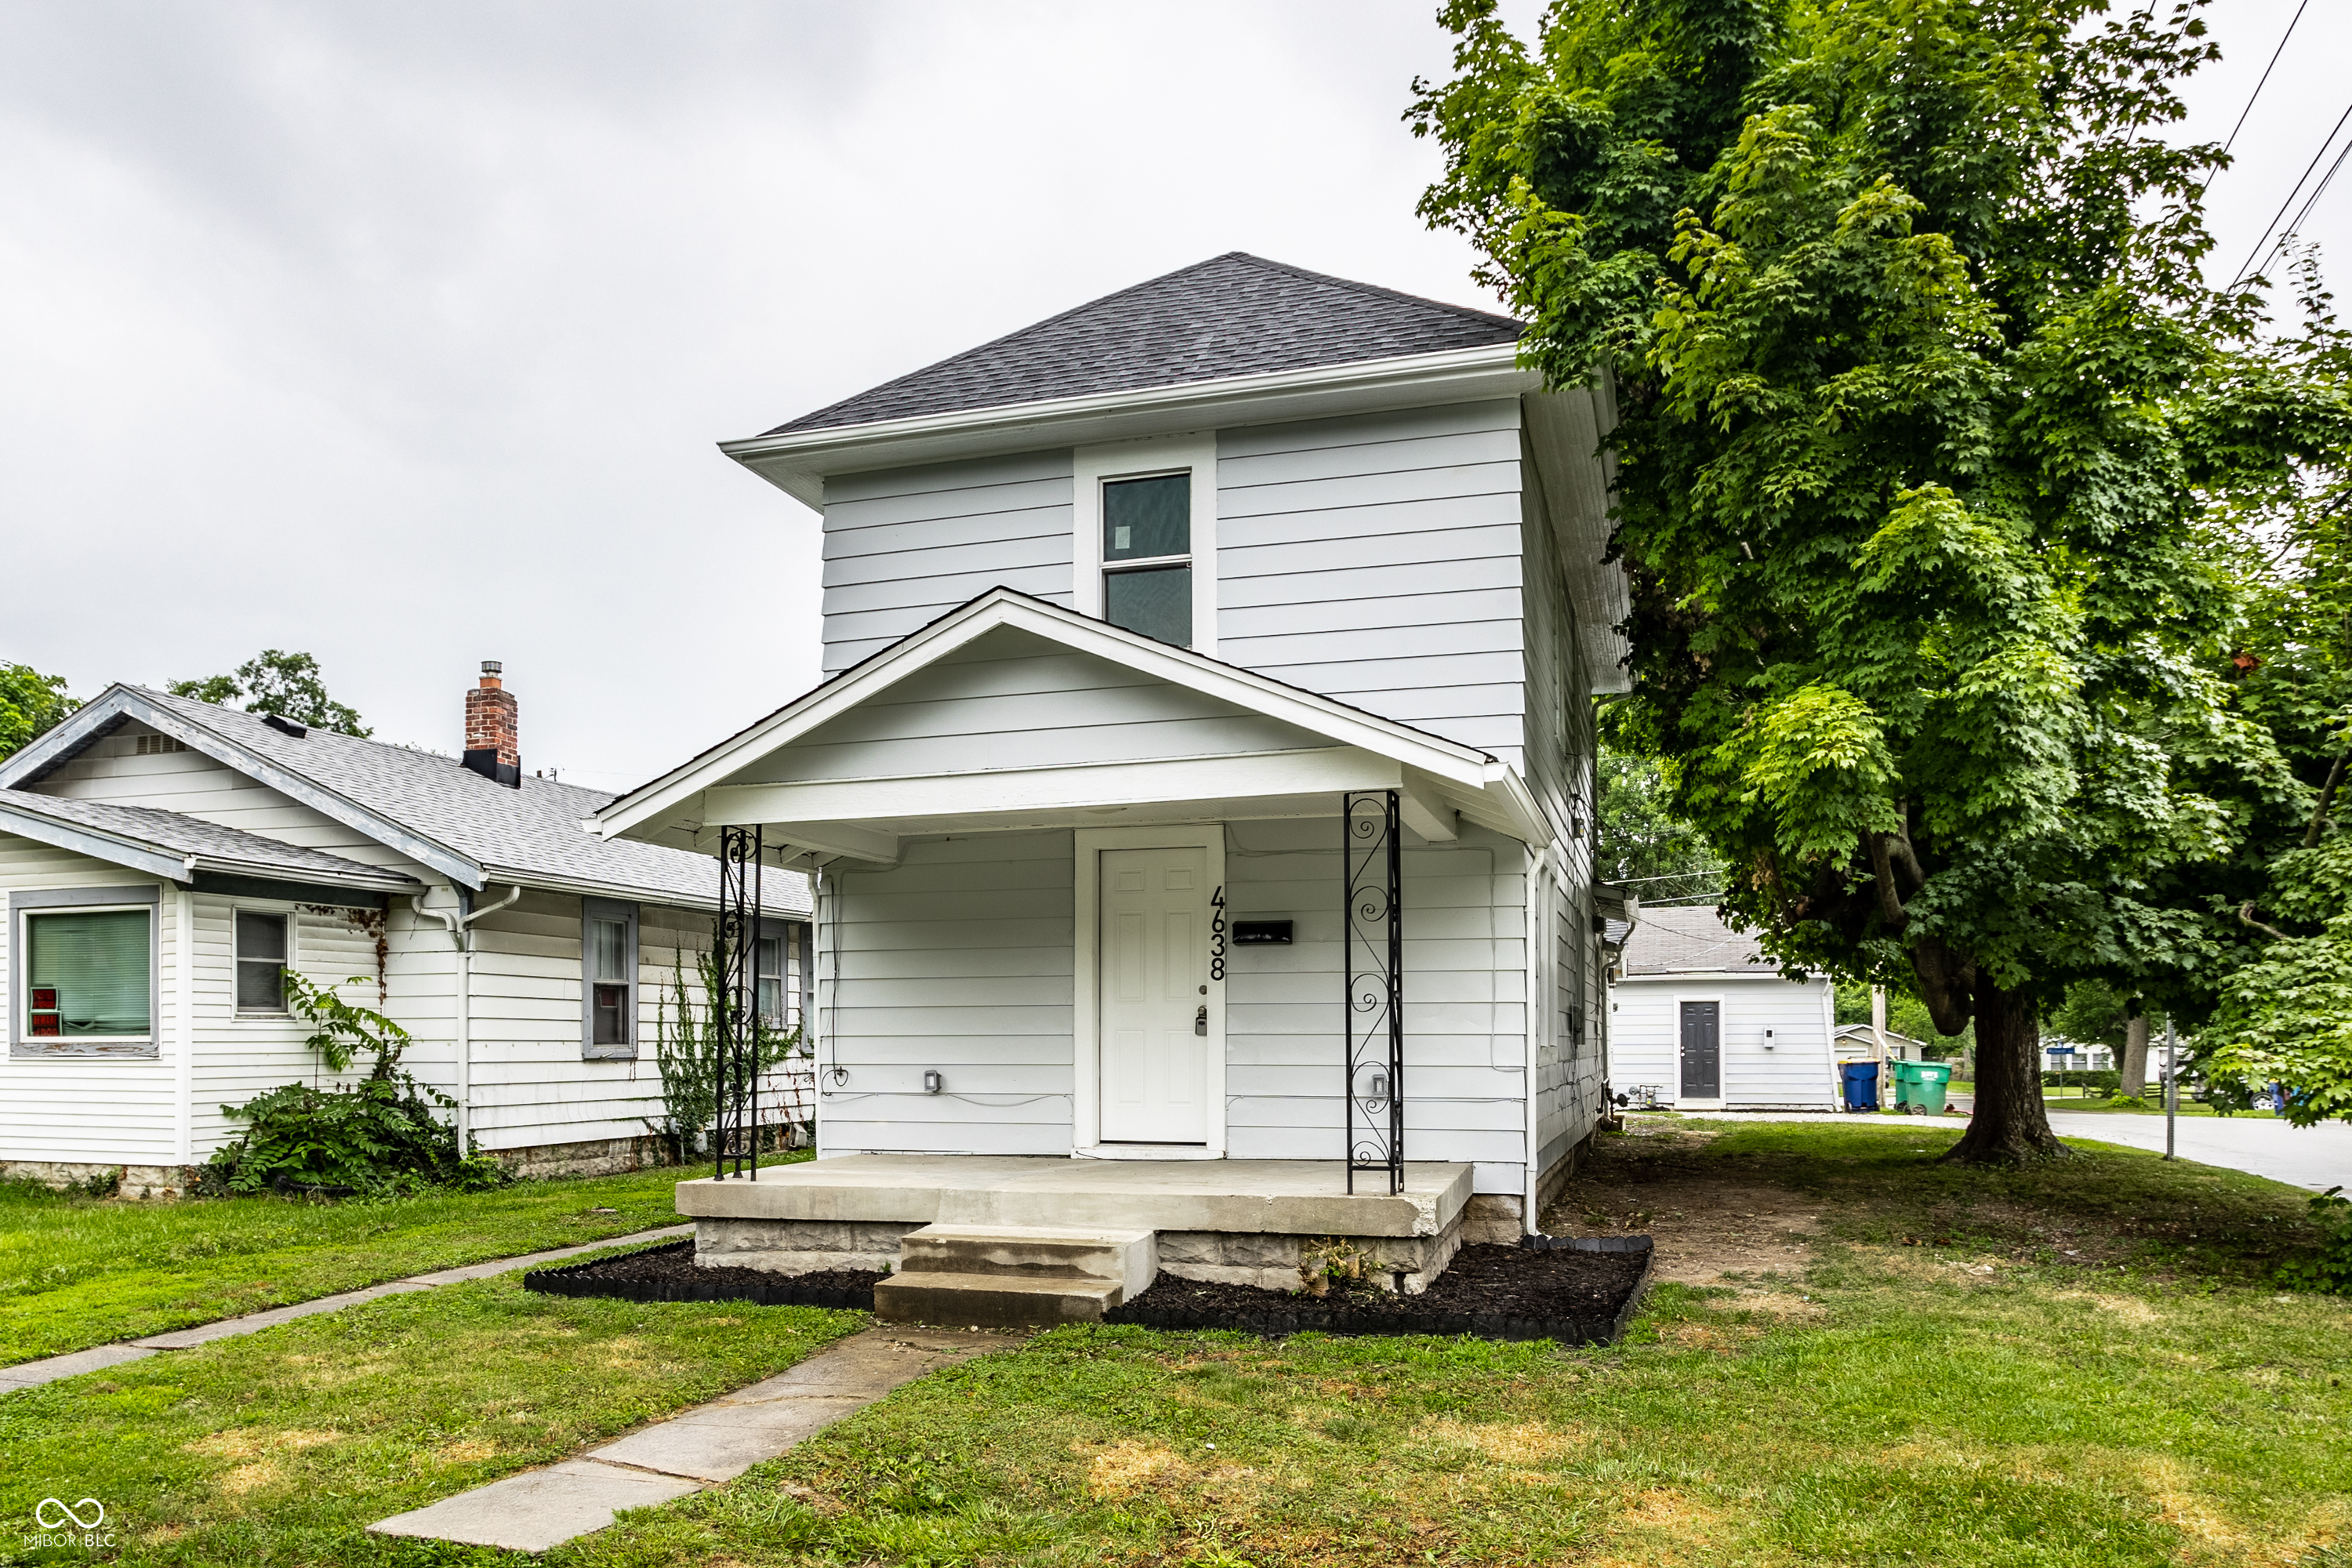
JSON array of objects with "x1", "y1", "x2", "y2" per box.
[
  {"x1": 1106, "y1": 1238, "x2": 1656, "y2": 1343},
  {"x1": 524, "y1": 1239, "x2": 884, "y2": 1309}
]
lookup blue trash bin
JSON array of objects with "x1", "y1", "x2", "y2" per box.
[{"x1": 1841, "y1": 1060, "x2": 1881, "y2": 1112}]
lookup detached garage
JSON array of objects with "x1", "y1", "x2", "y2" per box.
[{"x1": 1607, "y1": 905, "x2": 1837, "y2": 1112}]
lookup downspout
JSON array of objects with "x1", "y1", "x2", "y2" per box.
[
  {"x1": 1523, "y1": 847, "x2": 1548, "y2": 1237},
  {"x1": 410, "y1": 883, "x2": 522, "y2": 1151}
]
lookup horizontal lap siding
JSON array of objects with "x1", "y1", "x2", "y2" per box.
[
  {"x1": 819, "y1": 831, "x2": 1076, "y2": 1156},
  {"x1": 1217, "y1": 402, "x2": 1528, "y2": 763},
  {"x1": 28, "y1": 730, "x2": 427, "y2": 873},
  {"x1": 745, "y1": 629, "x2": 1328, "y2": 783},
  {"x1": 189, "y1": 898, "x2": 394, "y2": 1153},
  {"x1": 0, "y1": 837, "x2": 179, "y2": 1163},
  {"x1": 1223, "y1": 818, "x2": 1529, "y2": 1192},
  {"x1": 1609, "y1": 976, "x2": 1838, "y2": 1109},
  {"x1": 822, "y1": 452, "x2": 1075, "y2": 674}
]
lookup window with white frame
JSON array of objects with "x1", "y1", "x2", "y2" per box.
[
  {"x1": 1101, "y1": 472, "x2": 1192, "y2": 647},
  {"x1": 24, "y1": 907, "x2": 151, "y2": 1040},
  {"x1": 756, "y1": 920, "x2": 805, "y2": 1032},
  {"x1": 234, "y1": 910, "x2": 289, "y2": 1012},
  {"x1": 581, "y1": 897, "x2": 638, "y2": 1058}
]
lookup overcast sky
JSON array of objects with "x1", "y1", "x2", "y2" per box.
[{"x1": 3, "y1": 1, "x2": 2347, "y2": 792}]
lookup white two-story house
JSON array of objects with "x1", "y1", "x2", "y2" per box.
[{"x1": 592, "y1": 252, "x2": 1635, "y2": 1305}]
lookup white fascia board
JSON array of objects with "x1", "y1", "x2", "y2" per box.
[
  {"x1": 0, "y1": 803, "x2": 190, "y2": 883},
  {"x1": 473, "y1": 862, "x2": 811, "y2": 920},
  {"x1": 593, "y1": 590, "x2": 1498, "y2": 844},
  {"x1": 723, "y1": 343, "x2": 1538, "y2": 508},
  {"x1": 701, "y1": 747, "x2": 1401, "y2": 829},
  {"x1": 0, "y1": 687, "x2": 486, "y2": 890}
]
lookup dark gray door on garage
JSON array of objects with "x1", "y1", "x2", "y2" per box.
[{"x1": 1679, "y1": 1000, "x2": 1721, "y2": 1098}]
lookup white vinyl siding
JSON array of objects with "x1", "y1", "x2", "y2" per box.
[
  {"x1": 821, "y1": 451, "x2": 1076, "y2": 673},
  {"x1": 817, "y1": 831, "x2": 1077, "y2": 1157},
  {"x1": 738, "y1": 626, "x2": 1332, "y2": 785},
  {"x1": 1215, "y1": 400, "x2": 1528, "y2": 764},
  {"x1": 1221, "y1": 816, "x2": 1531, "y2": 1196}
]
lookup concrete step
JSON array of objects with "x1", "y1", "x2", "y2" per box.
[
  {"x1": 895, "y1": 1224, "x2": 1157, "y2": 1300},
  {"x1": 873, "y1": 1269, "x2": 1125, "y2": 1329}
]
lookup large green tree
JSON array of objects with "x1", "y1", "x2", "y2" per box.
[
  {"x1": 0, "y1": 661, "x2": 78, "y2": 761},
  {"x1": 1412, "y1": 0, "x2": 2344, "y2": 1160},
  {"x1": 169, "y1": 650, "x2": 369, "y2": 738}
]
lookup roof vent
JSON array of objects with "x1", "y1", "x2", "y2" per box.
[{"x1": 263, "y1": 715, "x2": 308, "y2": 739}]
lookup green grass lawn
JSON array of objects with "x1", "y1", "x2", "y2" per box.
[
  {"x1": 539, "y1": 1124, "x2": 2344, "y2": 1568},
  {"x1": 0, "y1": 1154, "x2": 802, "y2": 1365},
  {"x1": 7, "y1": 1127, "x2": 2346, "y2": 1566},
  {"x1": 0, "y1": 1265, "x2": 861, "y2": 1567}
]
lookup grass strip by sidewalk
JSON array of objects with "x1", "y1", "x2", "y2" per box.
[
  {"x1": 0, "y1": 1152, "x2": 804, "y2": 1365},
  {"x1": 0, "y1": 1268, "x2": 862, "y2": 1567},
  {"x1": 549, "y1": 1124, "x2": 2350, "y2": 1568}
]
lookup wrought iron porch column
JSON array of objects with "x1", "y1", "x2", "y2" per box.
[
  {"x1": 1344, "y1": 790, "x2": 1403, "y2": 1194},
  {"x1": 715, "y1": 826, "x2": 762, "y2": 1180}
]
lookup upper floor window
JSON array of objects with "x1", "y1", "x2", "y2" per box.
[
  {"x1": 1102, "y1": 474, "x2": 1192, "y2": 647},
  {"x1": 235, "y1": 910, "x2": 289, "y2": 1012},
  {"x1": 1074, "y1": 434, "x2": 1216, "y2": 655}
]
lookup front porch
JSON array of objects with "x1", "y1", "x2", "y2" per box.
[{"x1": 678, "y1": 1154, "x2": 1493, "y2": 1293}]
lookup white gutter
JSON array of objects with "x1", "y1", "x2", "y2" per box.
[{"x1": 411, "y1": 884, "x2": 522, "y2": 1150}]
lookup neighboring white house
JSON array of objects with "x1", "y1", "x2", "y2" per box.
[
  {"x1": 0, "y1": 668, "x2": 810, "y2": 1194},
  {"x1": 1610, "y1": 904, "x2": 1836, "y2": 1111},
  {"x1": 589, "y1": 251, "x2": 1634, "y2": 1281}
]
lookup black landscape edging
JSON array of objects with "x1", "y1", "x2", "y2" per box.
[
  {"x1": 522, "y1": 1240, "x2": 877, "y2": 1310},
  {"x1": 1105, "y1": 1238, "x2": 1657, "y2": 1345}
]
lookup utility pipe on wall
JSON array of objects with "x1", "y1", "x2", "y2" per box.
[{"x1": 410, "y1": 884, "x2": 522, "y2": 1149}]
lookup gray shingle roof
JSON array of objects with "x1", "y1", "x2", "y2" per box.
[
  {"x1": 765, "y1": 252, "x2": 1523, "y2": 435},
  {"x1": 0, "y1": 789, "x2": 420, "y2": 887},
  {"x1": 26, "y1": 688, "x2": 809, "y2": 917},
  {"x1": 1620, "y1": 905, "x2": 1781, "y2": 978}
]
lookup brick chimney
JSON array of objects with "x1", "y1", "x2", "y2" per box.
[{"x1": 463, "y1": 660, "x2": 521, "y2": 787}]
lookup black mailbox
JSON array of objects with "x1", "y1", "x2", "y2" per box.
[{"x1": 1232, "y1": 920, "x2": 1294, "y2": 945}]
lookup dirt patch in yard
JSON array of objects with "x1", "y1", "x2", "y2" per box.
[{"x1": 1542, "y1": 1127, "x2": 1824, "y2": 1288}]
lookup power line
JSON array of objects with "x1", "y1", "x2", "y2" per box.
[
  {"x1": 2221, "y1": 0, "x2": 2310, "y2": 159},
  {"x1": 2230, "y1": 96, "x2": 2352, "y2": 287},
  {"x1": 2281, "y1": 129, "x2": 2352, "y2": 249}
]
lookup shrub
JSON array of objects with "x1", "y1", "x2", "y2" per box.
[
  {"x1": 644, "y1": 938, "x2": 804, "y2": 1165},
  {"x1": 2042, "y1": 1069, "x2": 2122, "y2": 1096},
  {"x1": 204, "y1": 971, "x2": 507, "y2": 1196},
  {"x1": 2278, "y1": 1188, "x2": 2352, "y2": 1294}
]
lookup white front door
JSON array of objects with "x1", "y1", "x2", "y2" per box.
[{"x1": 1098, "y1": 845, "x2": 1209, "y2": 1143}]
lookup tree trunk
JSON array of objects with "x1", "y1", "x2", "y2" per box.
[
  {"x1": 2119, "y1": 1014, "x2": 2150, "y2": 1099},
  {"x1": 1943, "y1": 978, "x2": 2069, "y2": 1163}
]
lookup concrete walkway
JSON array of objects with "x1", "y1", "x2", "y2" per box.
[
  {"x1": 369, "y1": 1326, "x2": 1014, "y2": 1554},
  {"x1": 0, "y1": 1224, "x2": 692, "y2": 1393}
]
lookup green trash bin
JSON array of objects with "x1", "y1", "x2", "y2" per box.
[{"x1": 1893, "y1": 1060, "x2": 1953, "y2": 1115}]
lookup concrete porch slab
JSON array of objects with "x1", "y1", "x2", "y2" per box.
[{"x1": 677, "y1": 1156, "x2": 1472, "y2": 1239}]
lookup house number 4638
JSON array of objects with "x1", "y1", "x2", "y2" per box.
[{"x1": 1208, "y1": 885, "x2": 1227, "y2": 982}]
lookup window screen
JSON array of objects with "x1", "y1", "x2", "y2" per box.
[
  {"x1": 1102, "y1": 474, "x2": 1188, "y2": 561},
  {"x1": 26, "y1": 909, "x2": 151, "y2": 1036},
  {"x1": 1104, "y1": 564, "x2": 1192, "y2": 647},
  {"x1": 757, "y1": 934, "x2": 784, "y2": 1026},
  {"x1": 589, "y1": 916, "x2": 630, "y2": 1046},
  {"x1": 235, "y1": 911, "x2": 289, "y2": 1011}
]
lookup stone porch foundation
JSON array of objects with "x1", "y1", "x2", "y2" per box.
[{"x1": 678, "y1": 1155, "x2": 1479, "y2": 1294}]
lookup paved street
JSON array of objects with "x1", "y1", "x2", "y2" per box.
[
  {"x1": 1668, "y1": 1109, "x2": 2351, "y2": 1192},
  {"x1": 2045, "y1": 1110, "x2": 2351, "y2": 1193}
]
